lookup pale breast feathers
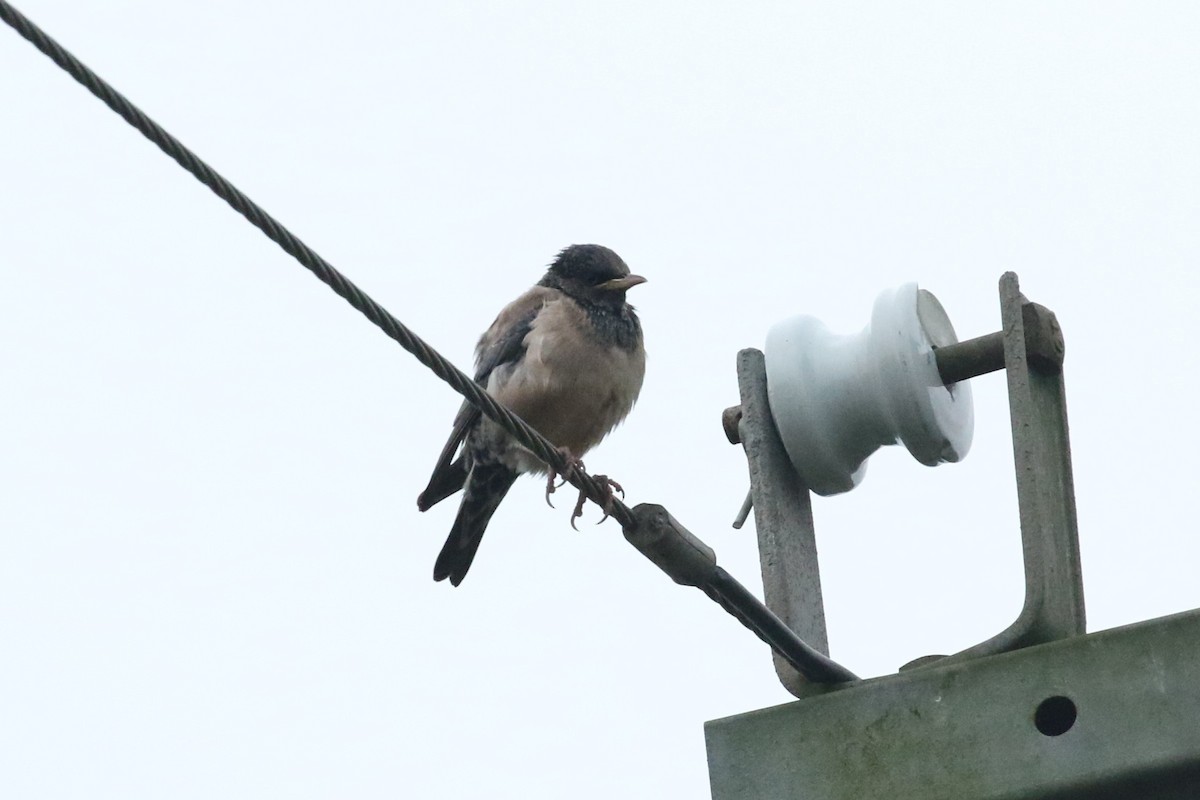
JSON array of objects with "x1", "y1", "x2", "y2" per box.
[{"x1": 488, "y1": 296, "x2": 644, "y2": 458}]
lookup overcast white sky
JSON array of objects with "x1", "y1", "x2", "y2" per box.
[{"x1": 3, "y1": 2, "x2": 1199, "y2": 797}]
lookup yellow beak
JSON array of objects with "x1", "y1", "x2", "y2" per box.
[{"x1": 597, "y1": 274, "x2": 647, "y2": 292}]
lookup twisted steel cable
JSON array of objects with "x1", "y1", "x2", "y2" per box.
[
  {"x1": 703, "y1": 570, "x2": 858, "y2": 683},
  {"x1": 0, "y1": 0, "x2": 631, "y2": 529},
  {"x1": 2, "y1": 0, "x2": 857, "y2": 683}
]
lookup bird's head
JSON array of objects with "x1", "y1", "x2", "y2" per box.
[{"x1": 540, "y1": 244, "x2": 647, "y2": 307}]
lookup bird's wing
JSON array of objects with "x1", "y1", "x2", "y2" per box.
[
  {"x1": 415, "y1": 400, "x2": 475, "y2": 511},
  {"x1": 416, "y1": 287, "x2": 556, "y2": 511},
  {"x1": 473, "y1": 286, "x2": 558, "y2": 383}
]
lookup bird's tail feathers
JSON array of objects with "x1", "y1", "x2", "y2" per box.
[{"x1": 433, "y1": 464, "x2": 518, "y2": 586}]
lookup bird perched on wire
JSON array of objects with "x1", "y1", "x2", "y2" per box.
[{"x1": 417, "y1": 244, "x2": 647, "y2": 586}]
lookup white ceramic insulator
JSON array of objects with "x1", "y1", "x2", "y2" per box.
[{"x1": 764, "y1": 283, "x2": 974, "y2": 496}]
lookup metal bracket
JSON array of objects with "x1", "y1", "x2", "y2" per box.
[
  {"x1": 730, "y1": 272, "x2": 1085, "y2": 695},
  {"x1": 942, "y1": 271, "x2": 1085, "y2": 662},
  {"x1": 735, "y1": 349, "x2": 831, "y2": 696}
]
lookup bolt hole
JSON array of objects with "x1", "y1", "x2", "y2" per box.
[{"x1": 1034, "y1": 695, "x2": 1077, "y2": 736}]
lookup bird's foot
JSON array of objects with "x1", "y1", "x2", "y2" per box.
[
  {"x1": 571, "y1": 475, "x2": 625, "y2": 530},
  {"x1": 544, "y1": 448, "x2": 584, "y2": 509}
]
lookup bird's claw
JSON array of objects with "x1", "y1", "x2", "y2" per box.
[
  {"x1": 570, "y1": 475, "x2": 625, "y2": 530},
  {"x1": 544, "y1": 448, "x2": 583, "y2": 509}
]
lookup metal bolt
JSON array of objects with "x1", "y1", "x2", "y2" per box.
[{"x1": 934, "y1": 302, "x2": 1065, "y2": 384}]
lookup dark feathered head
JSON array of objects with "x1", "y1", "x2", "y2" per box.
[{"x1": 540, "y1": 244, "x2": 646, "y2": 306}]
